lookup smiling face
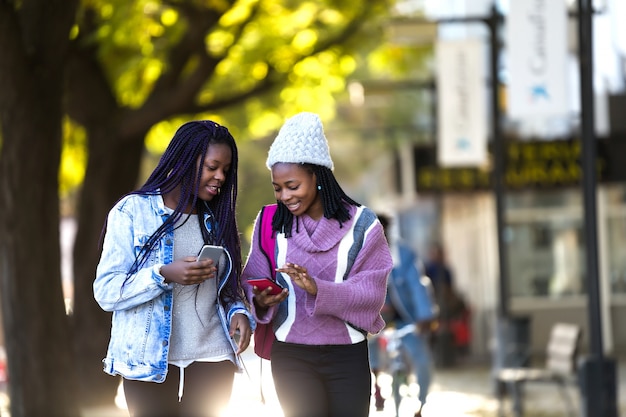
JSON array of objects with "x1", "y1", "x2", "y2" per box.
[
  {"x1": 195, "y1": 142, "x2": 232, "y2": 202},
  {"x1": 271, "y1": 163, "x2": 323, "y2": 220}
]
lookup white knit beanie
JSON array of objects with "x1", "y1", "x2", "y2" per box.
[{"x1": 266, "y1": 112, "x2": 334, "y2": 170}]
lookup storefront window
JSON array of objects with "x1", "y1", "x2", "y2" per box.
[{"x1": 505, "y1": 189, "x2": 585, "y2": 298}]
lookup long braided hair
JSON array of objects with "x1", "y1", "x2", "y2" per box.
[
  {"x1": 113, "y1": 120, "x2": 242, "y2": 302},
  {"x1": 271, "y1": 163, "x2": 360, "y2": 237}
]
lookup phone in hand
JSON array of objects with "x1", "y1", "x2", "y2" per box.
[
  {"x1": 247, "y1": 277, "x2": 285, "y2": 295},
  {"x1": 197, "y1": 244, "x2": 223, "y2": 263}
]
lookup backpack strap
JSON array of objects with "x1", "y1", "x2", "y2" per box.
[
  {"x1": 255, "y1": 204, "x2": 279, "y2": 402},
  {"x1": 258, "y1": 204, "x2": 278, "y2": 278}
]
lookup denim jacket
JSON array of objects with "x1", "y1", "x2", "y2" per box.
[
  {"x1": 386, "y1": 240, "x2": 438, "y2": 327},
  {"x1": 94, "y1": 193, "x2": 253, "y2": 382}
]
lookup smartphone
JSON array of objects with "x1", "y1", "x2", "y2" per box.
[
  {"x1": 197, "y1": 244, "x2": 223, "y2": 263},
  {"x1": 247, "y1": 277, "x2": 285, "y2": 295}
]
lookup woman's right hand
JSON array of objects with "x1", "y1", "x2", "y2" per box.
[
  {"x1": 253, "y1": 285, "x2": 288, "y2": 308},
  {"x1": 160, "y1": 257, "x2": 217, "y2": 285}
]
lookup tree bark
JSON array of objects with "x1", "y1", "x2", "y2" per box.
[{"x1": 0, "y1": 1, "x2": 80, "y2": 415}]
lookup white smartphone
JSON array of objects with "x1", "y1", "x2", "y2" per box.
[{"x1": 197, "y1": 244, "x2": 224, "y2": 263}]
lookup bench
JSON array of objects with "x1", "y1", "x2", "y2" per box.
[{"x1": 496, "y1": 322, "x2": 582, "y2": 417}]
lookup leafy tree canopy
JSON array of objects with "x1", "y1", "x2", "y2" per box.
[{"x1": 61, "y1": 0, "x2": 394, "y2": 210}]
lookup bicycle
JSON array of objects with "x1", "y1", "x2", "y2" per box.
[
  {"x1": 387, "y1": 323, "x2": 418, "y2": 417},
  {"x1": 370, "y1": 323, "x2": 418, "y2": 417}
]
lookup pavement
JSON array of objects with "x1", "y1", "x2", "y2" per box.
[{"x1": 0, "y1": 349, "x2": 616, "y2": 417}]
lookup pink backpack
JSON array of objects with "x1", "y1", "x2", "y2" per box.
[{"x1": 253, "y1": 204, "x2": 278, "y2": 360}]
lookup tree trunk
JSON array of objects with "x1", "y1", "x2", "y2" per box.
[
  {"x1": 71, "y1": 126, "x2": 147, "y2": 407},
  {"x1": 0, "y1": 1, "x2": 80, "y2": 415}
]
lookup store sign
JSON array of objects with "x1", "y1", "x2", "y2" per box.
[
  {"x1": 506, "y1": 0, "x2": 568, "y2": 119},
  {"x1": 435, "y1": 39, "x2": 487, "y2": 167},
  {"x1": 412, "y1": 138, "x2": 626, "y2": 192}
]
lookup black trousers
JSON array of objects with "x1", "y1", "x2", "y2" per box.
[
  {"x1": 123, "y1": 361, "x2": 235, "y2": 417},
  {"x1": 271, "y1": 340, "x2": 371, "y2": 417}
]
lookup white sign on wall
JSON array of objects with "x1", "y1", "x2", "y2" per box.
[
  {"x1": 436, "y1": 39, "x2": 487, "y2": 167},
  {"x1": 507, "y1": 0, "x2": 568, "y2": 119}
]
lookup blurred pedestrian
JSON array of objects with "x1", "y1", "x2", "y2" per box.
[
  {"x1": 371, "y1": 213, "x2": 438, "y2": 417},
  {"x1": 424, "y1": 243, "x2": 453, "y2": 301},
  {"x1": 241, "y1": 112, "x2": 393, "y2": 417},
  {"x1": 424, "y1": 242, "x2": 471, "y2": 364},
  {"x1": 94, "y1": 120, "x2": 253, "y2": 417}
]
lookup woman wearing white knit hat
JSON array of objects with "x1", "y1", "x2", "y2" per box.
[{"x1": 241, "y1": 112, "x2": 393, "y2": 417}]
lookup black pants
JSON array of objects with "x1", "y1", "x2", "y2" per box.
[
  {"x1": 271, "y1": 340, "x2": 371, "y2": 417},
  {"x1": 123, "y1": 361, "x2": 235, "y2": 417}
]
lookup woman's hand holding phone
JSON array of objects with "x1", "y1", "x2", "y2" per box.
[
  {"x1": 248, "y1": 277, "x2": 284, "y2": 295},
  {"x1": 248, "y1": 277, "x2": 288, "y2": 308},
  {"x1": 160, "y1": 257, "x2": 217, "y2": 285},
  {"x1": 159, "y1": 245, "x2": 222, "y2": 286}
]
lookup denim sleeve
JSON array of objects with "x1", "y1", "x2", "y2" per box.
[
  {"x1": 406, "y1": 258, "x2": 437, "y2": 322},
  {"x1": 94, "y1": 201, "x2": 172, "y2": 312}
]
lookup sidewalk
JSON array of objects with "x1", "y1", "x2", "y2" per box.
[
  {"x1": 79, "y1": 351, "x2": 626, "y2": 417},
  {"x1": 372, "y1": 357, "x2": 626, "y2": 417}
]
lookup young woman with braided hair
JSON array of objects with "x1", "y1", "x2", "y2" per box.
[
  {"x1": 241, "y1": 112, "x2": 393, "y2": 417},
  {"x1": 94, "y1": 120, "x2": 253, "y2": 417}
]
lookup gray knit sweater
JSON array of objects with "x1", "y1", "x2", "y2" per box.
[{"x1": 167, "y1": 213, "x2": 233, "y2": 365}]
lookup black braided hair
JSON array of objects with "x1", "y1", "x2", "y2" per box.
[
  {"x1": 105, "y1": 120, "x2": 243, "y2": 303},
  {"x1": 271, "y1": 163, "x2": 361, "y2": 238}
]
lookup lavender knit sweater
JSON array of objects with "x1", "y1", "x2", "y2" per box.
[{"x1": 242, "y1": 204, "x2": 392, "y2": 346}]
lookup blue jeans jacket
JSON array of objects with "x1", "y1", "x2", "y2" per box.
[
  {"x1": 387, "y1": 242, "x2": 438, "y2": 325},
  {"x1": 94, "y1": 193, "x2": 253, "y2": 382}
]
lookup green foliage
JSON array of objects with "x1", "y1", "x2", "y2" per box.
[
  {"x1": 83, "y1": 0, "x2": 389, "y2": 118},
  {"x1": 60, "y1": 0, "x2": 395, "y2": 199}
]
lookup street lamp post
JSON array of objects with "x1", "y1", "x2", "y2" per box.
[{"x1": 576, "y1": 0, "x2": 618, "y2": 415}]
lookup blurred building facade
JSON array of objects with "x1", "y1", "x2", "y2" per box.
[{"x1": 356, "y1": 0, "x2": 626, "y2": 360}]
